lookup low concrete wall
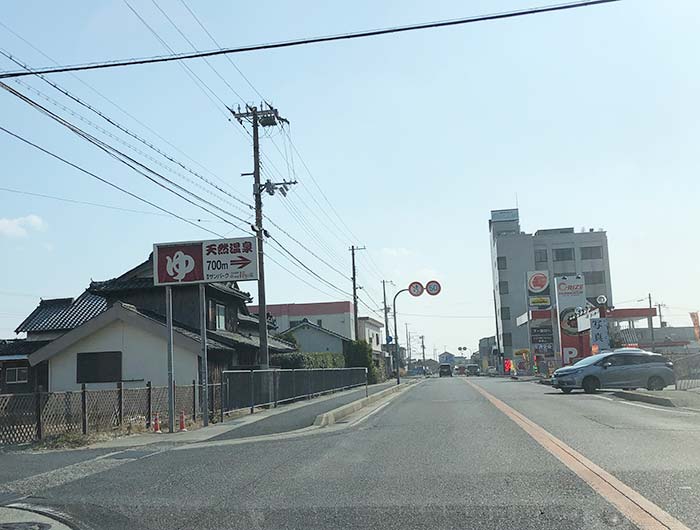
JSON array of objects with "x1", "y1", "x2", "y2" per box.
[{"x1": 313, "y1": 382, "x2": 412, "y2": 427}]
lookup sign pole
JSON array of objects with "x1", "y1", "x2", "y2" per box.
[
  {"x1": 165, "y1": 285, "x2": 175, "y2": 433},
  {"x1": 199, "y1": 284, "x2": 209, "y2": 427}
]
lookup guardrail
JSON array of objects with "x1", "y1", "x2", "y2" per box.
[{"x1": 222, "y1": 368, "x2": 368, "y2": 413}]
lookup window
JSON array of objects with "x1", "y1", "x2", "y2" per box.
[
  {"x1": 501, "y1": 307, "x2": 511, "y2": 320},
  {"x1": 502, "y1": 333, "x2": 512, "y2": 347},
  {"x1": 553, "y1": 248, "x2": 574, "y2": 261},
  {"x1": 317, "y1": 319, "x2": 323, "y2": 327},
  {"x1": 5, "y1": 367, "x2": 28, "y2": 384},
  {"x1": 216, "y1": 303, "x2": 226, "y2": 330},
  {"x1": 583, "y1": 271, "x2": 606, "y2": 285},
  {"x1": 580, "y1": 246, "x2": 603, "y2": 260},
  {"x1": 77, "y1": 352, "x2": 122, "y2": 384},
  {"x1": 498, "y1": 281, "x2": 509, "y2": 294},
  {"x1": 376, "y1": 334, "x2": 380, "y2": 346},
  {"x1": 534, "y1": 249, "x2": 548, "y2": 263},
  {"x1": 497, "y1": 256, "x2": 507, "y2": 270}
]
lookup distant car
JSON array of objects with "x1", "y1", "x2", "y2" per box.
[
  {"x1": 552, "y1": 349, "x2": 675, "y2": 394},
  {"x1": 465, "y1": 364, "x2": 480, "y2": 376},
  {"x1": 455, "y1": 365, "x2": 466, "y2": 376},
  {"x1": 487, "y1": 366, "x2": 497, "y2": 377},
  {"x1": 438, "y1": 363, "x2": 453, "y2": 377}
]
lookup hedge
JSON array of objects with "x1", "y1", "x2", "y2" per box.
[{"x1": 270, "y1": 351, "x2": 345, "y2": 369}]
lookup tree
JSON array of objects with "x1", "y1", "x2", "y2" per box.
[
  {"x1": 345, "y1": 340, "x2": 379, "y2": 384},
  {"x1": 276, "y1": 331, "x2": 298, "y2": 349}
]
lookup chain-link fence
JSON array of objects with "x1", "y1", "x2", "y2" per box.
[
  {"x1": 674, "y1": 353, "x2": 700, "y2": 390},
  {"x1": 223, "y1": 368, "x2": 368, "y2": 413}
]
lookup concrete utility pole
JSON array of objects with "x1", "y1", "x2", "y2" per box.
[
  {"x1": 382, "y1": 280, "x2": 393, "y2": 369},
  {"x1": 420, "y1": 335, "x2": 426, "y2": 373},
  {"x1": 349, "y1": 246, "x2": 365, "y2": 341},
  {"x1": 648, "y1": 293, "x2": 655, "y2": 351},
  {"x1": 405, "y1": 323, "x2": 411, "y2": 372},
  {"x1": 231, "y1": 103, "x2": 295, "y2": 367}
]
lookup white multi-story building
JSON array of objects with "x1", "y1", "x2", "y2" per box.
[{"x1": 489, "y1": 209, "x2": 613, "y2": 358}]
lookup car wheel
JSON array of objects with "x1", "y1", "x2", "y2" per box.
[
  {"x1": 561, "y1": 388, "x2": 573, "y2": 394},
  {"x1": 647, "y1": 376, "x2": 665, "y2": 391},
  {"x1": 582, "y1": 376, "x2": 599, "y2": 394}
]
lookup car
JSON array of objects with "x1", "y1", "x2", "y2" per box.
[
  {"x1": 552, "y1": 349, "x2": 675, "y2": 394},
  {"x1": 438, "y1": 363, "x2": 453, "y2": 377},
  {"x1": 487, "y1": 366, "x2": 497, "y2": 377},
  {"x1": 465, "y1": 364, "x2": 480, "y2": 376}
]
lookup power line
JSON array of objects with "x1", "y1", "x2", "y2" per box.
[
  {"x1": 1, "y1": 82, "x2": 254, "y2": 234},
  {"x1": 0, "y1": 1, "x2": 621, "y2": 79},
  {"x1": 0, "y1": 125, "x2": 222, "y2": 237},
  {"x1": 0, "y1": 186, "x2": 221, "y2": 221},
  {"x1": 0, "y1": 20, "x2": 235, "y2": 188}
]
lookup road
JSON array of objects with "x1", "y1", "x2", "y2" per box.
[{"x1": 3, "y1": 377, "x2": 700, "y2": 529}]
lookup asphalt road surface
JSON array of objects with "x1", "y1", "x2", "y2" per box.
[{"x1": 3, "y1": 377, "x2": 700, "y2": 529}]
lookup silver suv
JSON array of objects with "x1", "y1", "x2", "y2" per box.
[{"x1": 552, "y1": 348, "x2": 674, "y2": 394}]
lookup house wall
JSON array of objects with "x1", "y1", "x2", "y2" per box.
[
  {"x1": 291, "y1": 326, "x2": 345, "y2": 354},
  {"x1": 48, "y1": 319, "x2": 198, "y2": 391},
  {"x1": 275, "y1": 312, "x2": 353, "y2": 339}
]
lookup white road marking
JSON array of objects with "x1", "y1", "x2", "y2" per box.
[
  {"x1": 618, "y1": 400, "x2": 694, "y2": 415},
  {"x1": 350, "y1": 400, "x2": 391, "y2": 427}
]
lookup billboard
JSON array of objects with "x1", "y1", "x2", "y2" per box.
[
  {"x1": 153, "y1": 237, "x2": 258, "y2": 286},
  {"x1": 691, "y1": 312, "x2": 700, "y2": 343},
  {"x1": 527, "y1": 271, "x2": 554, "y2": 359},
  {"x1": 490, "y1": 209, "x2": 519, "y2": 222},
  {"x1": 590, "y1": 318, "x2": 610, "y2": 353},
  {"x1": 555, "y1": 276, "x2": 587, "y2": 364}
]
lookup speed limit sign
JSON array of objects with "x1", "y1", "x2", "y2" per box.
[
  {"x1": 425, "y1": 280, "x2": 441, "y2": 296},
  {"x1": 408, "y1": 281, "x2": 424, "y2": 297}
]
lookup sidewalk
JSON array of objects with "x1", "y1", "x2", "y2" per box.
[{"x1": 88, "y1": 381, "x2": 395, "y2": 449}]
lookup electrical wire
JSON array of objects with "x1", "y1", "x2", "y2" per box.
[
  {"x1": 0, "y1": 125, "x2": 222, "y2": 237},
  {"x1": 0, "y1": 1, "x2": 621, "y2": 79}
]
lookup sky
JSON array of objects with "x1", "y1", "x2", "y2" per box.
[{"x1": 1, "y1": 0, "x2": 699, "y2": 358}]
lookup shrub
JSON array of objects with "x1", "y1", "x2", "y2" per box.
[
  {"x1": 345, "y1": 340, "x2": 380, "y2": 384},
  {"x1": 270, "y1": 351, "x2": 345, "y2": 369}
]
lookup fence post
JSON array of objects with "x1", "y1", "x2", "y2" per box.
[
  {"x1": 365, "y1": 368, "x2": 369, "y2": 397},
  {"x1": 192, "y1": 379, "x2": 197, "y2": 422},
  {"x1": 219, "y1": 378, "x2": 224, "y2": 423},
  {"x1": 146, "y1": 381, "x2": 152, "y2": 429},
  {"x1": 273, "y1": 370, "x2": 278, "y2": 408},
  {"x1": 81, "y1": 383, "x2": 88, "y2": 435},
  {"x1": 307, "y1": 370, "x2": 311, "y2": 399},
  {"x1": 292, "y1": 369, "x2": 296, "y2": 401},
  {"x1": 117, "y1": 382, "x2": 124, "y2": 427},
  {"x1": 250, "y1": 369, "x2": 255, "y2": 414},
  {"x1": 35, "y1": 391, "x2": 42, "y2": 440}
]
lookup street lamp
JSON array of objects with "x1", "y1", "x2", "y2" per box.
[{"x1": 393, "y1": 288, "x2": 409, "y2": 385}]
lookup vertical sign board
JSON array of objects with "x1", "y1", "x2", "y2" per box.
[
  {"x1": 153, "y1": 237, "x2": 258, "y2": 431},
  {"x1": 554, "y1": 276, "x2": 587, "y2": 365},
  {"x1": 590, "y1": 318, "x2": 610, "y2": 353},
  {"x1": 526, "y1": 271, "x2": 555, "y2": 364}
]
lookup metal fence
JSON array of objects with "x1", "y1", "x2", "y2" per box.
[
  {"x1": 222, "y1": 368, "x2": 368, "y2": 413},
  {"x1": 1, "y1": 368, "x2": 368, "y2": 445},
  {"x1": 0, "y1": 381, "x2": 207, "y2": 445},
  {"x1": 674, "y1": 353, "x2": 700, "y2": 390}
]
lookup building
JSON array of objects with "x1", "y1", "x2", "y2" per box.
[
  {"x1": 281, "y1": 319, "x2": 351, "y2": 356},
  {"x1": 250, "y1": 302, "x2": 355, "y2": 340},
  {"x1": 479, "y1": 336, "x2": 497, "y2": 366},
  {"x1": 357, "y1": 316, "x2": 384, "y2": 366},
  {"x1": 438, "y1": 351, "x2": 455, "y2": 365},
  {"x1": 489, "y1": 209, "x2": 613, "y2": 359},
  {"x1": 2, "y1": 256, "x2": 293, "y2": 393}
]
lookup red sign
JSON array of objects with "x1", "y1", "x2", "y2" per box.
[
  {"x1": 153, "y1": 237, "x2": 258, "y2": 286},
  {"x1": 528, "y1": 272, "x2": 549, "y2": 293}
]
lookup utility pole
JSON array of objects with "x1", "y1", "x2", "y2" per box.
[
  {"x1": 420, "y1": 335, "x2": 426, "y2": 375},
  {"x1": 657, "y1": 303, "x2": 664, "y2": 330},
  {"x1": 231, "y1": 103, "x2": 295, "y2": 367},
  {"x1": 648, "y1": 293, "x2": 655, "y2": 351},
  {"x1": 405, "y1": 323, "x2": 411, "y2": 372},
  {"x1": 382, "y1": 280, "x2": 393, "y2": 370},
  {"x1": 349, "y1": 246, "x2": 365, "y2": 341}
]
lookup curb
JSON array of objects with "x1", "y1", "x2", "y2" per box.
[
  {"x1": 612, "y1": 391, "x2": 676, "y2": 408},
  {"x1": 313, "y1": 382, "x2": 413, "y2": 427}
]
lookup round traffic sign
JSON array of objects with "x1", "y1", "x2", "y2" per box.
[
  {"x1": 425, "y1": 280, "x2": 441, "y2": 296},
  {"x1": 408, "y1": 281, "x2": 424, "y2": 297}
]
